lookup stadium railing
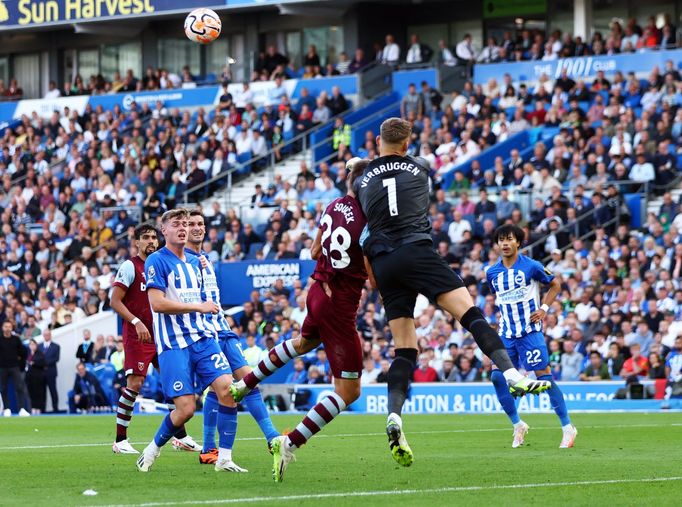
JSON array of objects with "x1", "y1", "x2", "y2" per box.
[{"x1": 181, "y1": 91, "x2": 399, "y2": 208}]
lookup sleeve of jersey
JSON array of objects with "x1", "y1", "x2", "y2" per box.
[
  {"x1": 484, "y1": 266, "x2": 496, "y2": 294},
  {"x1": 144, "y1": 256, "x2": 167, "y2": 293},
  {"x1": 532, "y1": 260, "x2": 555, "y2": 284},
  {"x1": 112, "y1": 260, "x2": 135, "y2": 289}
]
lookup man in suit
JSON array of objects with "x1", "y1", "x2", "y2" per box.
[
  {"x1": 40, "y1": 329, "x2": 60, "y2": 413},
  {"x1": 76, "y1": 329, "x2": 94, "y2": 364}
]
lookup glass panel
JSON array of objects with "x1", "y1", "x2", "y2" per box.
[
  {"x1": 327, "y1": 25, "x2": 344, "y2": 65},
  {"x1": 592, "y1": 0, "x2": 628, "y2": 34},
  {"x1": 450, "y1": 20, "x2": 484, "y2": 49},
  {"x1": 286, "y1": 31, "x2": 302, "y2": 70},
  {"x1": 549, "y1": 0, "x2": 574, "y2": 38},
  {"x1": 0, "y1": 57, "x2": 8, "y2": 85},
  {"x1": 230, "y1": 33, "x2": 246, "y2": 82},
  {"x1": 118, "y1": 42, "x2": 142, "y2": 80},
  {"x1": 157, "y1": 38, "x2": 200, "y2": 76},
  {"x1": 13, "y1": 53, "x2": 40, "y2": 99},
  {"x1": 77, "y1": 49, "x2": 99, "y2": 82},
  {"x1": 303, "y1": 27, "x2": 327, "y2": 66},
  {"x1": 407, "y1": 24, "x2": 448, "y2": 56},
  {"x1": 207, "y1": 38, "x2": 229, "y2": 78}
]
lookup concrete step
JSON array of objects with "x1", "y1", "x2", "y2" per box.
[{"x1": 200, "y1": 150, "x2": 310, "y2": 216}]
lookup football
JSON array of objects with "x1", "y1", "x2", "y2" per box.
[{"x1": 184, "y1": 8, "x2": 222, "y2": 44}]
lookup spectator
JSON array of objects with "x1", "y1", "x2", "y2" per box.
[
  {"x1": 455, "y1": 33, "x2": 476, "y2": 67},
  {"x1": 620, "y1": 343, "x2": 649, "y2": 379},
  {"x1": 285, "y1": 358, "x2": 308, "y2": 384},
  {"x1": 437, "y1": 39, "x2": 457, "y2": 66},
  {"x1": 361, "y1": 357, "x2": 381, "y2": 384},
  {"x1": 76, "y1": 329, "x2": 95, "y2": 364},
  {"x1": 71, "y1": 362, "x2": 107, "y2": 413},
  {"x1": 413, "y1": 353, "x2": 438, "y2": 382},
  {"x1": 560, "y1": 340, "x2": 584, "y2": 380},
  {"x1": 455, "y1": 356, "x2": 479, "y2": 382},
  {"x1": 405, "y1": 34, "x2": 433, "y2": 64},
  {"x1": 381, "y1": 34, "x2": 400, "y2": 65},
  {"x1": 438, "y1": 354, "x2": 458, "y2": 382},
  {"x1": 25, "y1": 339, "x2": 46, "y2": 414},
  {"x1": 328, "y1": 86, "x2": 349, "y2": 116},
  {"x1": 580, "y1": 351, "x2": 611, "y2": 381},
  {"x1": 348, "y1": 48, "x2": 369, "y2": 73},
  {"x1": 401, "y1": 83, "x2": 423, "y2": 119},
  {"x1": 39, "y1": 329, "x2": 60, "y2": 413},
  {"x1": 0, "y1": 322, "x2": 30, "y2": 416}
]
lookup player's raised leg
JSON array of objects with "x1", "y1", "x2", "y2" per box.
[
  {"x1": 230, "y1": 336, "x2": 319, "y2": 402},
  {"x1": 437, "y1": 288, "x2": 550, "y2": 396}
]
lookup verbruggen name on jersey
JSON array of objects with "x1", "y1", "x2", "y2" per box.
[{"x1": 360, "y1": 161, "x2": 420, "y2": 188}]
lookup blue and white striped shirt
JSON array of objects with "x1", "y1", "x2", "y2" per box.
[
  {"x1": 185, "y1": 248, "x2": 232, "y2": 335},
  {"x1": 145, "y1": 247, "x2": 215, "y2": 354},
  {"x1": 485, "y1": 254, "x2": 554, "y2": 340}
]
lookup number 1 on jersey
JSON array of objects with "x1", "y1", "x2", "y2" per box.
[{"x1": 383, "y1": 177, "x2": 399, "y2": 216}]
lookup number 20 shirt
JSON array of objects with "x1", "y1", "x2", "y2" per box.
[{"x1": 144, "y1": 247, "x2": 215, "y2": 355}]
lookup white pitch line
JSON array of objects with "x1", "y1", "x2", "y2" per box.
[
  {"x1": 86, "y1": 476, "x2": 682, "y2": 507},
  {"x1": 1, "y1": 422, "x2": 679, "y2": 451}
]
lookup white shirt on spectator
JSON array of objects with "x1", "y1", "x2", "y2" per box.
[
  {"x1": 477, "y1": 45, "x2": 500, "y2": 63},
  {"x1": 455, "y1": 40, "x2": 476, "y2": 61},
  {"x1": 236, "y1": 89, "x2": 254, "y2": 109},
  {"x1": 382, "y1": 43, "x2": 400, "y2": 64},
  {"x1": 251, "y1": 135, "x2": 268, "y2": 157},
  {"x1": 44, "y1": 88, "x2": 61, "y2": 99},
  {"x1": 435, "y1": 141, "x2": 456, "y2": 156},
  {"x1": 451, "y1": 94, "x2": 467, "y2": 111},
  {"x1": 290, "y1": 307, "x2": 308, "y2": 327},
  {"x1": 575, "y1": 302, "x2": 593, "y2": 322},
  {"x1": 235, "y1": 132, "x2": 253, "y2": 155},
  {"x1": 441, "y1": 47, "x2": 457, "y2": 66},
  {"x1": 406, "y1": 44, "x2": 422, "y2": 64},
  {"x1": 448, "y1": 219, "x2": 472, "y2": 244},
  {"x1": 629, "y1": 162, "x2": 655, "y2": 182}
]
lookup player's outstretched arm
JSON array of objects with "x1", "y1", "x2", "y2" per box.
[
  {"x1": 111, "y1": 286, "x2": 153, "y2": 343},
  {"x1": 148, "y1": 288, "x2": 219, "y2": 315}
]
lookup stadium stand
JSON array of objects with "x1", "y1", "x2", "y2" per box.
[{"x1": 2, "y1": 19, "x2": 682, "y2": 415}]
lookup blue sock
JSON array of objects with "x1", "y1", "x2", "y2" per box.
[
  {"x1": 153, "y1": 413, "x2": 180, "y2": 448},
  {"x1": 244, "y1": 388, "x2": 279, "y2": 442},
  {"x1": 538, "y1": 374, "x2": 571, "y2": 426},
  {"x1": 217, "y1": 405, "x2": 238, "y2": 450},
  {"x1": 492, "y1": 369, "x2": 520, "y2": 425},
  {"x1": 202, "y1": 391, "x2": 219, "y2": 452}
]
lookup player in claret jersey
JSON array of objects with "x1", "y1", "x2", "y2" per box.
[
  {"x1": 110, "y1": 223, "x2": 199, "y2": 454},
  {"x1": 230, "y1": 158, "x2": 371, "y2": 482}
]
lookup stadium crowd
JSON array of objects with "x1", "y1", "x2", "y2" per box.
[{"x1": 2, "y1": 27, "x2": 682, "y2": 414}]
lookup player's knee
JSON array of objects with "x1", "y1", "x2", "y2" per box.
[
  {"x1": 127, "y1": 375, "x2": 144, "y2": 392},
  {"x1": 215, "y1": 384, "x2": 236, "y2": 408},
  {"x1": 337, "y1": 381, "x2": 361, "y2": 405}
]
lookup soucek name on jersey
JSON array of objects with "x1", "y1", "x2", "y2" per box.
[
  {"x1": 185, "y1": 248, "x2": 231, "y2": 335},
  {"x1": 144, "y1": 247, "x2": 215, "y2": 354},
  {"x1": 485, "y1": 253, "x2": 554, "y2": 339}
]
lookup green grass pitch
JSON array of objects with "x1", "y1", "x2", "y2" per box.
[{"x1": 1, "y1": 412, "x2": 681, "y2": 506}]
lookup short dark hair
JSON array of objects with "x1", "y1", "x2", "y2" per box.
[
  {"x1": 493, "y1": 224, "x2": 525, "y2": 244},
  {"x1": 189, "y1": 209, "x2": 205, "y2": 224},
  {"x1": 134, "y1": 223, "x2": 158, "y2": 240}
]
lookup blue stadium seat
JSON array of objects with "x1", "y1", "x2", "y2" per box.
[
  {"x1": 245, "y1": 242, "x2": 264, "y2": 259},
  {"x1": 92, "y1": 363, "x2": 117, "y2": 406}
]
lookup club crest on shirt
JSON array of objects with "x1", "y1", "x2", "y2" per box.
[
  {"x1": 194, "y1": 266, "x2": 203, "y2": 285},
  {"x1": 514, "y1": 272, "x2": 525, "y2": 286},
  {"x1": 147, "y1": 265, "x2": 156, "y2": 283},
  {"x1": 138, "y1": 362, "x2": 145, "y2": 371}
]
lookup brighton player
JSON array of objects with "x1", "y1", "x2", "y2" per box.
[
  {"x1": 136, "y1": 209, "x2": 246, "y2": 473},
  {"x1": 185, "y1": 209, "x2": 279, "y2": 464},
  {"x1": 354, "y1": 118, "x2": 549, "y2": 466},
  {"x1": 230, "y1": 158, "x2": 370, "y2": 482},
  {"x1": 486, "y1": 224, "x2": 577, "y2": 448},
  {"x1": 110, "y1": 223, "x2": 200, "y2": 454}
]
